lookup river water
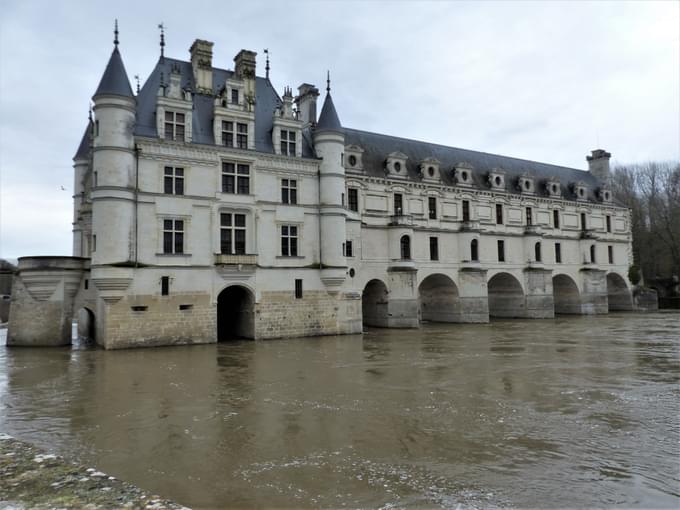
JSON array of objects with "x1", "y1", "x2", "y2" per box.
[{"x1": 0, "y1": 312, "x2": 678, "y2": 508}]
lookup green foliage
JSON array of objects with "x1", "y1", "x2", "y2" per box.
[{"x1": 628, "y1": 265, "x2": 641, "y2": 286}]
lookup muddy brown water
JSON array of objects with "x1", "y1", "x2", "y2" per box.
[{"x1": 0, "y1": 313, "x2": 678, "y2": 508}]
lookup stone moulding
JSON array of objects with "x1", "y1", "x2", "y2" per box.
[{"x1": 92, "y1": 277, "x2": 133, "y2": 303}]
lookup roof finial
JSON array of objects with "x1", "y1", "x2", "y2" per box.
[
  {"x1": 326, "y1": 70, "x2": 330, "y2": 93},
  {"x1": 134, "y1": 74, "x2": 140, "y2": 94},
  {"x1": 264, "y1": 48, "x2": 270, "y2": 79},
  {"x1": 114, "y1": 19, "x2": 119, "y2": 47},
  {"x1": 158, "y1": 23, "x2": 165, "y2": 58}
]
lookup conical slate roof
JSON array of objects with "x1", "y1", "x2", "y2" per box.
[
  {"x1": 94, "y1": 47, "x2": 134, "y2": 98},
  {"x1": 316, "y1": 92, "x2": 342, "y2": 131},
  {"x1": 73, "y1": 120, "x2": 93, "y2": 160}
]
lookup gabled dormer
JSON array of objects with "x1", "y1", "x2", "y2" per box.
[
  {"x1": 212, "y1": 50, "x2": 257, "y2": 151},
  {"x1": 598, "y1": 185, "x2": 613, "y2": 203},
  {"x1": 572, "y1": 180, "x2": 588, "y2": 201},
  {"x1": 518, "y1": 172, "x2": 535, "y2": 194},
  {"x1": 272, "y1": 86, "x2": 302, "y2": 157},
  {"x1": 156, "y1": 64, "x2": 193, "y2": 143},
  {"x1": 488, "y1": 168, "x2": 506, "y2": 191},
  {"x1": 420, "y1": 157, "x2": 441, "y2": 183},
  {"x1": 546, "y1": 176, "x2": 561, "y2": 198},
  {"x1": 453, "y1": 162, "x2": 473, "y2": 186},
  {"x1": 385, "y1": 151, "x2": 408, "y2": 178},
  {"x1": 345, "y1": 144, "x2": 364, "y2": 171}
]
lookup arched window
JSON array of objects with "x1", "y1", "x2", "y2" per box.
[
  {"x1": 400, "y1": 235, "x2": 411, "y2": 259},
  {"x1": 535, "y1": 242, "x2": 542, "y2": 262},
  {"x1": 590, "y1": 244, "x2": 596, "y2": 263},
  {"x1": 471, "y1": 239, "x2": 479, "y2": 261}
]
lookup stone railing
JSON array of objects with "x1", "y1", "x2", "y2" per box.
[
  {"x1": 389, "y1": 214, "x2": 414, "y2": 227},
  {"x1": 580, "y1": 229, "x2": 599, "y2": 240},
  {"x1": 524, "y1": 225, "x2": 544, "y2": 236},
  {"x1": 214, "y1": 254, "x2": 258, "y2": 265}
]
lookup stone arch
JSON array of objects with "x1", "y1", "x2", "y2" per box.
[
  {"x1": 75, "y1": 307, "x2": 96, "y2": 343},
  {"x1": 418, "y1": 273, "x2": 461, "y2": 323},
  {"x1": 362, "y1": 279, "x2": 389, "y2": 328},
  {"x1": 607, "y1": 272, "x2": 633, "y2": 311},
  {"x1": 552, "y1": 274, "x2": 581, "y2": 314},
  {"x1": 217, "y1": 285, "x2": 255, "y2": 341},
  {"x1": 488, "y1": 272, "x2": 525, "y2": 318}
]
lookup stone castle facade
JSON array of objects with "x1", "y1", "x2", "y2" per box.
[{"x1": 7, "y1": 33, "x2": 641, "y2": 349}]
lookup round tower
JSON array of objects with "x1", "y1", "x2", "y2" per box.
[
  {"x1": 72, "y1": 116, "x2": 92, "y2": 257},
  {"x1": 313, "y1": 80, "x2": 347, "y2": 286},
  {"x1": 90, "y1": 32, "x2": 136, "y2": 265}
]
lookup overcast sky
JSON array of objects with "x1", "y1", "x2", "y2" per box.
[{"x1": 1, "y1": 0, "x2": 678, "y2": 260}]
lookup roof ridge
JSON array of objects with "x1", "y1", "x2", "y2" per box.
[{"x1": 343, "y1": 127, "x2": 586, "y2": 173}]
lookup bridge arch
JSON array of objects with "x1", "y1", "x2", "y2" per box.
[
  {"x1": 488, "y1": 272, "x2": 525, "y2": 318},
  {"x1": 418, "y1": 273, "x2": 461, "y2": 323},
  {"x1": 552, "y1": 274, "x2": 581, "y2": 314},
  {"x1": 217, "y1": 285, "x2": 255, "y2": 341},
  {"x1": 75, "y1": 306, "x2": 96, "y2": 343},
  {"x1": 362, "y1": 279, "x2": 390, "y2": 328},
  {"x1": 607, "y1": 272, "x2": 633, "y2": 311}
]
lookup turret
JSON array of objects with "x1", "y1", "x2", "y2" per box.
[
  {"x1": 313, "y1": 75, "x2": 347, "y2": 286},
  {"x1": 72, "y1": 115, "x2": 93, "y2": 257},
  {"x1": 90, "y1": 24, "x2": 137, "y2": 265}
]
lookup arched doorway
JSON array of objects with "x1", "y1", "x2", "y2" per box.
[
  {"x1": 488, "y1": 272, "x2": 525, "y2": 318},
  {"x1": 606, "y1": 273, "x2": 633, "y2": 311},
  {"x1": 418, "y1": 274, "x2": 461, "y2": 323},
  {"x1": 553, "y1": 274, "x2": 581, "y2": 314},
  {"x1": 75, "y1": 307, "x2": 96, "y2": 343},
  {"x1": 217, "y1": 286, "x2": 255, "y2": 341},
  {"x1": 362, "y1": 279, "x2": 389, "y2": 328}
]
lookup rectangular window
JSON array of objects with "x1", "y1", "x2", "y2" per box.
[
  {"x1": 281, "y1": 179, "x2": 298, "y2": 204},
  {"x1": 348, "y1": 188, "x2": 359, "y2": 212},
  {"x1": 164, "y1": 111, "x2": 185, "y2": 141},
  {"x1": 84, "y1": 279, "x2": 89, "y2": 290},
  {"x1": 429, "y1": 237, "x2": 439, "y2": 261},
  {"x1": 526, "y1": 207, "x2": 533, "y2": 226},
  {"x1": 92, "y1": 234, "x2": 96, "y2": 252},
  {"x1": 394, "y1": 193, "x2": 403, "y2": 215},
  {"x1": 581, "y1": 212, "x2": 587, "y2": 231},
  {"x1": 606, "y1": 215, "x2": 612, "y2": 233},
  {"x1": 345, "y1": 240, "x2": 353, "y2": 257},
  {"x1": 462, "y1": 200, "x2": 470, "y2": 222},
  {"x1": 555, "y1": 242, "x2": 562, "y2": 263},
  {"x1": 161, "y1": 276, "x2": 169, "y2": 296},
  {"x1": 497, "y1": 240, "x2": 505, "y2": 262},
  {"x1": 428, "y1": 197, "x2": 437, "y2": 219},
  {"x1": 281, "y1": 225, "x2": 298, "y2": 256},
  {"x1": 295, "y1": 279, "x2": 303, "y2": 299},
  {"x1": 220, "y1": 213, "x2": 246, "y2": 255},
  {"x1": 163, "y1": 219, "x2": 184, "y2": 254},
  {"x1": 222, "y1": 162, "x2": 250, "y2": 194},
  {"x1": 221, "y1": 121, "x2": 234, "y2": 147},
  {"x1": 164, "y1": 166, "x2": 184, "y2": 195},
  {"x1": 496, "y1": 204, "x2": 503, "y2": 225},
  {"x1": 280, "y1": 130, "x2": 297, "y2": 156},
  {"x1": 231, "y1": 88, "x2": 239, "y2": 105},
  {"x1": 236, "y1": 123, "x2": 248, "y2": 149},
  {"x1": 553, "y1": 210, "x2": 560, "y2": 229},
  {"x1": 608, "y1": 245, "x2": 614, "y2": 264}
]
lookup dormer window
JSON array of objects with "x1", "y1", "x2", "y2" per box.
[
  {"x1": 164, "y1": 111, "x2": 185, "y2": 141},
  {"x1": 599, "y1": 187, "x2": 613, "y2": 203},
  {"x1": 386, "y1": 152, "x2": 408, "y2": 177},
  {"x1": 573, "y1": 181, "x2": 588, "y2": 201},
  {"x1": 345, "y1": 145, "x2": 364, "y2": 171},
  {"x1": 280, "y1": 130, "x2": 296, "y2": 156},
  {"x1": 454, "y1": 163, "x2": 473, "y2": 186},
  {"x1": 519, "y1": 174, "x2": 535, "y2": 194},
  {"x1": 348, "y1": 155, "x2": 357, "y2": 167},
  {"x1": 231, "y1": 89, "x2": 239, "y2": 105},
  {"x1": 489, "y1": 168, "x2": 506, "y2": 191},
  {"x1": 236, "y1": 123, "x2": 248, "y2": 149},
  {"x1": 221, "y1": 121, "x2": 234, "y2": 146},
  {"x1": 546, "y1": 178, "x2": 561, "y2": 198},
  {"x1": 420, "y1": 158, "x2": 440, "y2": 182}
]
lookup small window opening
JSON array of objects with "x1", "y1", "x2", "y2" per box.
[
  {"x1": 295, "y1": 279, "x2": 303, "y2": 299},
  {"x1": 161, "y1": 276, "x2": 170, "y2": 296},
  {"x1": 131, "y1": 305, "x2": 148, "y2": 312},
  {"x1": 179, "y1": 304, "x2": 193, "y2": 311}
]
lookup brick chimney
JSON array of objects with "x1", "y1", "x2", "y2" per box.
[
  {"x1": 189, "y1": 39, "x2": 214, "y2": 94},
  {"x1": 296, "y1": 83, "x2": 319, "y2": 127},
  {"x1": 586, "y1": 149, "x2": 611, "y2": 183}
]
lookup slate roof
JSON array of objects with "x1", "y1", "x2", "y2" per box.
[
  {"x1": 94, "y1": 47, "x2": 134, "y2": 98},
  {"x1": 134, "y1": 57, "x2": 316, "y2": 157},
  {"x1": 316, "y1": 93, "x2": 342, "y2": 131},
  {"x1": 343, "y1": 128, "x2": 604, "y2": 201},
  {"x1": 73, "y1": 120, "x2": 93, "y2": 160}
]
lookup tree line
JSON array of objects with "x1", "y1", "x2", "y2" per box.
[{"x1": 611, "y1": 161, "x2": 680, "y2": 284}]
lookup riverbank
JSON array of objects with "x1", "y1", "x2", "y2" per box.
[{"x1": 0, "y1": 434, "x2": 187, "y2": 509}]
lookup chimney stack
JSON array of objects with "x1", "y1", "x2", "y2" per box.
[
  {"x1": 189, "y1": 39, "x2": 214, "y2": 94},
  {"x1": 233, "y1": 50, "x2": 257, "y2": 109},
  {"x1": 586, "y1": 149, "x2": 611, "y2": 183},
  {"x1": 296, "y1": 83, "x2": 319, "y2": 127}
]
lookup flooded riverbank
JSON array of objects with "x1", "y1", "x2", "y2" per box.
[{"x1": 1, "y1": 312, "x2": 678, "y2": 508}]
